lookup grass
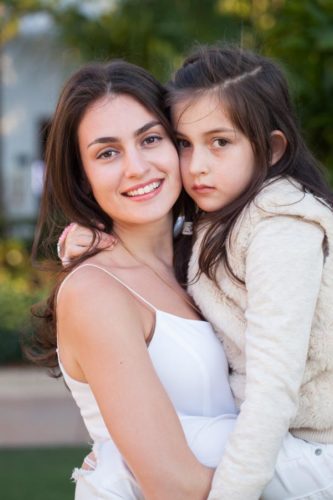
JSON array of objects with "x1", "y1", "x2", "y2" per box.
[{"x1": 0, "y1": 446, "x2": 90, "y2": 500}]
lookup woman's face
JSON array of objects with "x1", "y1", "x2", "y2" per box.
[
  {"x1": 78, "y1": 94, "x2": 181, "y2": 227},
  {"x1": 172, "y1": 92, "x2": 256, "y2": 212}
]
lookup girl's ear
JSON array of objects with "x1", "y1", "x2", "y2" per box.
[{"x1": 270, "y1": 130, "x2": 287, "y2": 166}]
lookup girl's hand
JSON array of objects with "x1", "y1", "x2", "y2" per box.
[
  {"x1": 81, "y1": 451, "x2": 96, "y2": 471},
  {"x1": 57, "y1": 223, "x2": 116, "y2": 266}
]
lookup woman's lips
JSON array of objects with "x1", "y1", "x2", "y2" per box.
[{"x1": 122, "y1": 179, "x2": 163, "y2": 201}]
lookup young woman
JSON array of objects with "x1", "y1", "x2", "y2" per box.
[
  {"x1": 31, "y1": 59, "x2": 238, "y2": 499},
  {"x1": 62, "y1": 47, "x2": 333, "y2": 499}
]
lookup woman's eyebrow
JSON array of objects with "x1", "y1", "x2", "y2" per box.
[
  {"x1": 87, "y1": 120, "x2": 161, "y2": 148},
  {"x1": 87, "y1": 136, "x2": 118, "y2": 147},
  {"x1": 135, "y1": 120, "x2": 161, "y2": 137}
]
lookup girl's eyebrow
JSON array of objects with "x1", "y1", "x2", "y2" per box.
[
  {"x1": 204, "y1": 127, "x2": 235, "y2": 135},
  {"x1": 175, "y1": 127, "x2": 235, "y2": 137},
  {"x1": 87, "y1": 120, "x2": 161, "y2": 148}
]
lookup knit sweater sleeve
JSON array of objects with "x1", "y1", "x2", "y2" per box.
[{"x1": 208, "y1": 215, "x2": 324, "y2": 500}]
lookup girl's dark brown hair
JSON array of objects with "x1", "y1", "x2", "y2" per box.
[
  {"x1": 29, "y1": 59, "x2": 182, "y2": 370},
  {"x1": 168, "y1": 45, "x2": 333, "y2": 285}
]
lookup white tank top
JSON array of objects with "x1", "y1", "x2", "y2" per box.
[{"x1": 57, "y1": 264, "x2": 237, "y2": 444}]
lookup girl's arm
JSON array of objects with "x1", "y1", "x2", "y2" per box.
[
  {"x1": 57, "y1": 224, "x2": 114, "y2": 264},
  {"x1": 57, "y1": 265, "x2": 213, "y2": 500},
  {"x1": 209, "y1": 216, "x2": 325, "y2": 500}
]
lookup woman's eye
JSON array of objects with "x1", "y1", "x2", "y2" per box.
[
  {"x1": 96, "y1": 149, "x2": 118, "y2": 159},
  {"x1": 143, "y1": 135, "x2": 162, "y2": 146},
  {"x1": 212, "y1": 138, "x2": 229, "y2": 148},
  {"x1": 177, "y1": 138, "x2": 191, "y2": 149}
]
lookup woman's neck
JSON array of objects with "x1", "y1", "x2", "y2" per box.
[{"x1": 112, "y1": 217, "x2": 174, "y2": 268}]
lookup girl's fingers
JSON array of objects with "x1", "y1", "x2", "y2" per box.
[
  {"x1": 61, "y1": 245, "x2": 87, "y2": 265},
  {"x1": 57, "y1": 223, "x2": 77, "y2": 260},
  {"x1": 60, "y1": 224, "x2": 116, "y2": 265},
  {"x1": 99, "y1": 232, "x2": 117, "y2": 248},
  {"x1": 60, "y1": 225, "x2": 93, "y2": 263},
  {"x1": 81, "y1": 452, "x2": 97, "y2": 471},
  {"x1": 58, "y1": 222, "x2": 77, "y2": 244}
]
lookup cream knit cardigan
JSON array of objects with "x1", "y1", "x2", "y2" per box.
[{"x1": 188, "y1": 177, "x2": 333, "y2": 500}]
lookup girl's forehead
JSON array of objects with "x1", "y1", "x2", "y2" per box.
[{"x1": 172, "y1": 92, "x2": 233, "y2": 130}]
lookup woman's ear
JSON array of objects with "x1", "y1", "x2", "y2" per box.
[{"x1": 270, "y1": 130, "x2": 287, "y2": 166}]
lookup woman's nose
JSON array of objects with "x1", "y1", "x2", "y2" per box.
[{"x1": 123, "y1": 148, "x2": 150, "y2": 178}]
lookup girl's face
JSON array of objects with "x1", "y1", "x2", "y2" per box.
[
  {"x1": 173, "y1": 92, "x2": 255, "y2": 212},
  {"x1": 78, "y1": 94, "x2": 181, "y2": 227}
]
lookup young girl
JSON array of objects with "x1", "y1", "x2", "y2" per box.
[
  {"x1": 62, "y1": 47, "x2": 333, "y2": 499},
  {"x1": 168, "y1": 46, "x2": 333, "y2": 499}
]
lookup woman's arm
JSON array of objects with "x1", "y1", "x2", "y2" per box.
[
  {"x1": 208, "y1": 216, "x2": 325, "y2": 500},
  {"x1": 57, "y1": 265, "x2": 213, "y2": 500}
]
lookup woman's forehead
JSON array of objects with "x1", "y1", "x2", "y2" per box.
[{"x1": 78, "y1": 94, "x2": 160, "y2": 141}]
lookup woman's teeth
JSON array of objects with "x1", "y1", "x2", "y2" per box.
[{"x1": 126, "y1": 181, "x2": 161, "y2": 197}]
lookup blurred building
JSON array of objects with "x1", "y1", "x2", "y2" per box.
[{"x1": 1, "y1": 13, "x2": 79, "y2": 238}]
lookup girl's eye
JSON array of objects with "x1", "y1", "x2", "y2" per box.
[
  {"x1": 142, "y1": 135, "x2": 162, "y2": 146},
  {"x1": 212, "y1": 138, "x2": 229, "y2": 148},
  {"x1": 96, "y1": 148, "x2": 118, "y2": 160},
  {"x1": 177, "y1": 138, "x2": 191, "y2": 149}
]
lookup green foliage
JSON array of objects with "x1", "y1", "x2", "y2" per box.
[
  {"x1": 255, "y1": 0, "x2": 333, "y2": 177},
  {"x1": 45, "y1": 0, "x2": 333, "y2": 180},
  {"x1": 0, "y1": 239, "x2": 51, "y2": 365},
  {"x1": 50, "y1": 0, "x2": 248, "y2": 81},
  {"x1": 0, "y1": 0, "x2": 52, "y2": 43},
  {"x1": 2, "y1": 0, "x2": 332, "y2": 180},
  {"x1": 0, "y1": 446, "x2": 89, "y2": 500}
]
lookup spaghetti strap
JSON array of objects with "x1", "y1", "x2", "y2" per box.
[{"x1": 57, "y1": 263, "x2": 158, "y2": 312}]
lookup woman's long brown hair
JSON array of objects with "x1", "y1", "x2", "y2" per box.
[{"x1": 27, "y1": 60, "x2": 184, "y2": 371}]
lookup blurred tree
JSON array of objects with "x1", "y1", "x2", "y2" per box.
[
  {"x1": 252, "y1": 0, "x2": 333, "y2": 177},
  {"x1": 0, "y1": 0, "x2": 52, "y2": 44},
  {"x1": 49, "y1": 0, "x2": 248, "y2": 80},
  {"x1": 42, "y1": 0, "x2": 333, "y2": 178},
  {"x1": 1, "y1": 0, "x2": 332, "y2": 178}
]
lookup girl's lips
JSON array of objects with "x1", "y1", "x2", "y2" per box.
[{"x1": 192, "y1": 184, "x2": 215, "y2": 194}]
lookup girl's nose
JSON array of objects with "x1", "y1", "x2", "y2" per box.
[{"x1": 188, "y1": 147, "x2": 209, "y2": 176}]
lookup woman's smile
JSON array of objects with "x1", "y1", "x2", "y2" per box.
[
  {"x1": 122, "y1": 178, "x2": 164, "y2": 200},
  {"x1": 78, "y1": 94, "x2": 181, "y2": 225}
]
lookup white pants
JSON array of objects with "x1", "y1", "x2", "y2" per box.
[
  {"x1": 73, "y1": 430, "x2": 333, "y2": 499},
  {"x1": 73, "y1": 414, "x2": 237, "y2": 499},
  {"x1": 262, "y1": 433, "x2": 333, "y2": 499}
]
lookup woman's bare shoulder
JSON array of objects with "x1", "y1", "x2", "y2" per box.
[{"x1": 57, "y1": 258, "x2": 142, "y2": 324}]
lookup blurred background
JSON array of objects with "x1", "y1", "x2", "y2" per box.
[{"x1": 0, "y1": 0, "x2": 332, "y2": 498}]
